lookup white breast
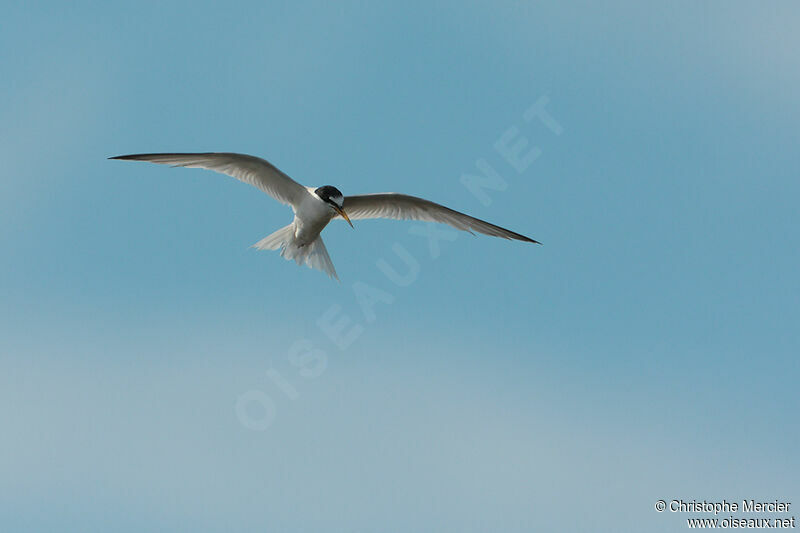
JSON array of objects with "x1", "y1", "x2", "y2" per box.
[{"x1": 293, "y1": 188, "x2": 335, "y2": 245}]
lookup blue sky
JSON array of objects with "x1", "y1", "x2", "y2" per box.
[{"x1": 1, "y1": 1, "x2": 798, "y2": 531}]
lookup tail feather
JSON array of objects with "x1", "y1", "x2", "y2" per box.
[
  {"x1": 252, "y1": 224, "x2": 339, "y2": 280},
  {"x1": 252, "y1": 223, "x2": 295, "y2": 251},
  {"x1": 304, "y1": 237, "x2": 338, "y2": 280}
]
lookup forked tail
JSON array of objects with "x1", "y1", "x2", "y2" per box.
[{"x1": 252, "y1": 224, "x2": 339, "y2": 280}]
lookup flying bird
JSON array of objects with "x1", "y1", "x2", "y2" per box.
[{"x1": 110, "y1": 152, "x2": 539, "y2": 280}]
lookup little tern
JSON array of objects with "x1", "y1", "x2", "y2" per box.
[{"x1": 110, "y1": 152, "x2": 540, "y2": 280}]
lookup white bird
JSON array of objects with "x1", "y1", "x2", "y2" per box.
[{"x1": 110, "y1": 152, "x2": 540, "y2": 280}]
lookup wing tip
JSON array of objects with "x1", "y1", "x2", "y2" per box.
[
  {"x1": 109, "y1": 154, "x2": 146, "y2": 161},
  {"x1": 509, "y1": 232, "x2": 541, "y2": 245},
  {"x1": 109, "y1": 153, "x2": 200, "y2": 161}
]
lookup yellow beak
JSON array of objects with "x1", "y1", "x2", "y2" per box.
[{"x1": 335, "y1": 205, "x2": 354, "y2": 228}]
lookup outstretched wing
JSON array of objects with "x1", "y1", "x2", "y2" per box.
[
  {"x1": 341, "y1": 193, "x2": 539, "y2": 243},
  {"x1": 110, "y1": 152, "x2": 307, "y2": 208}
]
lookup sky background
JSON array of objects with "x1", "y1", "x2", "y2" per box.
[{"x1": 1, "y1": 1, "x2": 798, "y2": 531}]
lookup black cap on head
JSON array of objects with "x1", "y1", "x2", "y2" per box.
[{"x1": 314, "y1": 185, "x2": 344, "y2": 207}]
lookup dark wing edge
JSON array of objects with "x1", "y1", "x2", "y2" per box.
[
  {"x1": 109, "y1": 152, "x2": 306, "y2": 207},
  {"x1": 342, "y1": 193, "x2": 541, "y2": 244}
]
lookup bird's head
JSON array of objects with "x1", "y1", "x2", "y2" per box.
[{"x1": 315, "y1": 185, "x2": 353, "y2": 228}]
